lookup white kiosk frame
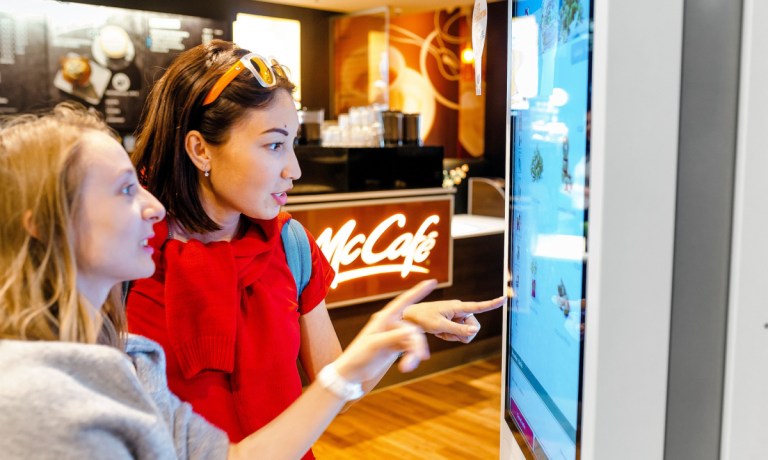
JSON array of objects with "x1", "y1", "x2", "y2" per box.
[{"x1": 500, "y1": 1, "x2": 685, "y2": 458}]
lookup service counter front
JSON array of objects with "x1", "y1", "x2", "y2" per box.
[{"x1": 286, "y1": 187, "x2": 504, "y2": 387}]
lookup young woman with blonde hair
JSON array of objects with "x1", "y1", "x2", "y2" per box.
[{"x1": 0, "y1": 103, "x2": 436, "y2": 459}]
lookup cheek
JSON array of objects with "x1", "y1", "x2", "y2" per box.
[
  {"x1": 233, "y1": 163, "x2": 273, "y2": 193},
  {"x1": 73, "y1": 209, "x2": 93, "y2": 253},
  {"x1": 74, "y1": 229, "x2": 101, "y2": 273},
  {"x1": 211, "y1": 154, "x2": 280, "y2": 209},
  {"x1": 74, "y1": 212, "x2": 124, "y2": 269}
]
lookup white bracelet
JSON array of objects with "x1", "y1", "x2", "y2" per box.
[{"x1": 317, "y1": 363, "x2": 364, "y2": 402}]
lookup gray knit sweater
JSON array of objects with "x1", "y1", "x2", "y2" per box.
[{"x1": 0, "y1": 335, "x2": 229, "y2": 459}]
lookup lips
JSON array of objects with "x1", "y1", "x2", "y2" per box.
[
  {"x1": 141, "y1": 234, "x2": 154, "y2": 253},
  {"x1": 272, "y1": 191, "x2": 289, "y2": 206}
]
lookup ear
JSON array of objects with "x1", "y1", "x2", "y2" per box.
[
  {"x1": 184, "y1": 130, "x2": 211, "y2": 174},
  {"x1": 22, "y1": 210, "x2": 40, "y2": 240}
]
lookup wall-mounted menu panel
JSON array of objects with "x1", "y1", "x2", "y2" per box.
[
  {"x1": 0, "y1": 8, "x2": 47, "y2": 115},
  {"x1": 0, "y1": 1, "x2": 226, "y2": 131}
]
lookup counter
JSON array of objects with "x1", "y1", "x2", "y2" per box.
[{"x1": 292, "y1": 145, "x2": 444, "y2": 194}]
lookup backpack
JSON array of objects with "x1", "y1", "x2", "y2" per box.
[{"x1": 281, "y1": 218, "x2": 313, "y2": 300}]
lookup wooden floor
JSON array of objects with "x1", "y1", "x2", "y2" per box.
[{"x1": 314, "y1": 355, "x2": 502, "y2": 459}]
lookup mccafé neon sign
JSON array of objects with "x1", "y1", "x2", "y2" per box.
[
  {"x1": 288, "y1": 196, "x2": 453, "y2": 307},
  {"x1": 317, "y1": 213, "x2": 440, "y2": 287}
]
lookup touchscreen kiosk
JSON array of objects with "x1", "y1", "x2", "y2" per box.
[{"x1": 503, "y1": 0, "x2": 592, "y2": 458}]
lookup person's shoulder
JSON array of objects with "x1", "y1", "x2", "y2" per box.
[
  {"x1": 277, "y1": 211, "x2": 316, "y2": 242},
  {"x1": 124, "y1": 334, "x2": 166, "y2": 373},
  {"x1": 0, "y1": 339, "x2": 176, "y2": 459},
  {"x1": 0, "y1": 339, "x2": 126, "y2": 370},
  {"x1": 124, "y1": 334, "x2": 171, "y2": 393},
  {"x1": 0, "y1": 339, "x2": 135, "y2": 407},
  {"x1": 277, "y1": 210, "x2": 293, "y2": 229},
  {"x1": 125, "y1": 333, "x2": 165, "y2": 356}
]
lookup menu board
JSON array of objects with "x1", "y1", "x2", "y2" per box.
[
  {"x1": 504, "y1": 0, "x2": 592, "y2": 458},
  {"x1": 45, "y1": 3, "x2": 147, "y2": 129},
  {"x1": 0, "y1": 8, "x2": 47, "y2": 114},
  {"x1": 0, "y1": 0, "x2": 225, "y2": 131}
]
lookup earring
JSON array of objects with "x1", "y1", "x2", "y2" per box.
[{"x1": 204, "y1": 167, "x2": 210, "y2": 178}]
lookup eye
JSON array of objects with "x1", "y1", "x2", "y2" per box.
[
  {"x1": 267, "y1": 142, "x2": 283, "y2": 151},
  {"x1": 121, "y1": 183, "x2": 136, "y2": 196}
]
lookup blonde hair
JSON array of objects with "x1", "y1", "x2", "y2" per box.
[{"x1": 0, "y1": 103, "x2": 125, "y2": 348}]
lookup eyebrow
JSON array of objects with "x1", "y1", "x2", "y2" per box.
[
  {"x1": 261, "y1": 127, "x2": 290, "y2": 136},
  {"x1": 113, "y1": 168, "x2": 135, "y2": 182}
]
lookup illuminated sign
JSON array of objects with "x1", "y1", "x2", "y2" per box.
[{"x1": 287, "y1": 195, "x2": 453, "y2": 307}]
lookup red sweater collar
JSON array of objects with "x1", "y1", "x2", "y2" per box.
[{"x1": 147, "y1": 213, "x2": 291, "y2": 378}]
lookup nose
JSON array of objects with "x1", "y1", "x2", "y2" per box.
[
  {"x1": 140, "y1": 188, "x2": 166, "y2": 222},
  {"x1": 283, "y1": 144, "x2": 302, "y2": 181}
]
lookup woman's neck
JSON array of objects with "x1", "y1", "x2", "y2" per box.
[
  {"x1": 75, "y1": 278, "x2": 109, "y2": 315},
  {"x1": 168, "y1": 215, "x2": 243, "y2": 243}
]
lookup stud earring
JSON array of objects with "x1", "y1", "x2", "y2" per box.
[{"x1": 204, "y1": 168, "x2": 210, "y2": 178}]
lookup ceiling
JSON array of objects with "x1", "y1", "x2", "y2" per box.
[{"x1": 254, "y1": 0, "x2": 476, "y2": 15}]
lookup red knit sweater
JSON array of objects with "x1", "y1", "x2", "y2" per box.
[{"x1": 126, "y1": 213, "x2": 334, "y2": 459}]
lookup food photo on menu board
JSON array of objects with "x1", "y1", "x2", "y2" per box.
[{"x1": 45, "y1": 2, "x2": 146, "y2": 129}]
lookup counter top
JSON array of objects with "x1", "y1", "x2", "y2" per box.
[
  {"x1": 286, "y1": 187, "x2": 453, "y2": 206},
  {"x1": 451, "y1": 214, "x2": 505, "y2": 239}
]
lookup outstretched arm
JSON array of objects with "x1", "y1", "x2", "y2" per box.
[
  {"x1": 228, "y1": 280, "x2": 436, "y2": 460},
  {"x1": 402, "y1": 296, "x2": 505, "y2": 343}
]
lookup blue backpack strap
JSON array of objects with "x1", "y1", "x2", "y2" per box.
[{"x1": 281, "y1": 218, "x2": 312, "y2": 300}]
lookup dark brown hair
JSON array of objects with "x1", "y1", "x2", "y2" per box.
[{"x1": 131, "y1": 40, "x2": 296, "y2": 233}]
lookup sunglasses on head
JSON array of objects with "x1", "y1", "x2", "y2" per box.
[{"x1": 202, "y1": 52, "x2": 289, "y2": 106}]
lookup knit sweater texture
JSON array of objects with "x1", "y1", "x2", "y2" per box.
[
  {"x1": 127, "y1": 213, "x2": 335, "y2": 457},
  {"x1": 0, "y1": 335, "x2": 229, "y2": 460}
]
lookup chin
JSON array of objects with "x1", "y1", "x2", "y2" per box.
[
  {"x1": 249, "y1": 208, "x2": 280, "y2": 221},
  {"x1": 130, "y1": 263, "x2": 156, "y2": 281}
]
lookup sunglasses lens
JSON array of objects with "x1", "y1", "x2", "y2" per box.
[
  {"x1": 273, "y1": 64, "x2": 289, "y2": 81},
  {"x1": 250, "y1": 56, "x2": 275, "y2": 86}
]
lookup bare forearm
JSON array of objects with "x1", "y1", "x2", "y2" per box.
[
  {"x1": 339, "y1": 352, "x2": 399, "y2": 412},
  {"x1": 228, "y1": 383, "x2": 345, "y2": 460},
  {"x1": 229, "y1": 283, "x2": 438, "y2": 458},
  {"x1": 360, "y1": 352, "x2": 398, "y2": 393}
]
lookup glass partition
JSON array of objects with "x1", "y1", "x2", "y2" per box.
[{"x1": 331, "y1": 7, "x2": 389, "y2": 116}]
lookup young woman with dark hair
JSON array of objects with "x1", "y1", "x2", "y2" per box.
[{"x1": 126, "y1": 40, "x2": 503, "y2": 458}]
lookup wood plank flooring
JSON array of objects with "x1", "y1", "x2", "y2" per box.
[{"x1": 313, "y1": 355, "x2": 502, "y2": 459}]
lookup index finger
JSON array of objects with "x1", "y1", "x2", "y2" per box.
[
  {"x1": 455, "y1": 296, "x2": 506, "y2": 317},
  {"x1": 376, "y1": 279, "x2": 438, "y2": 322}
]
